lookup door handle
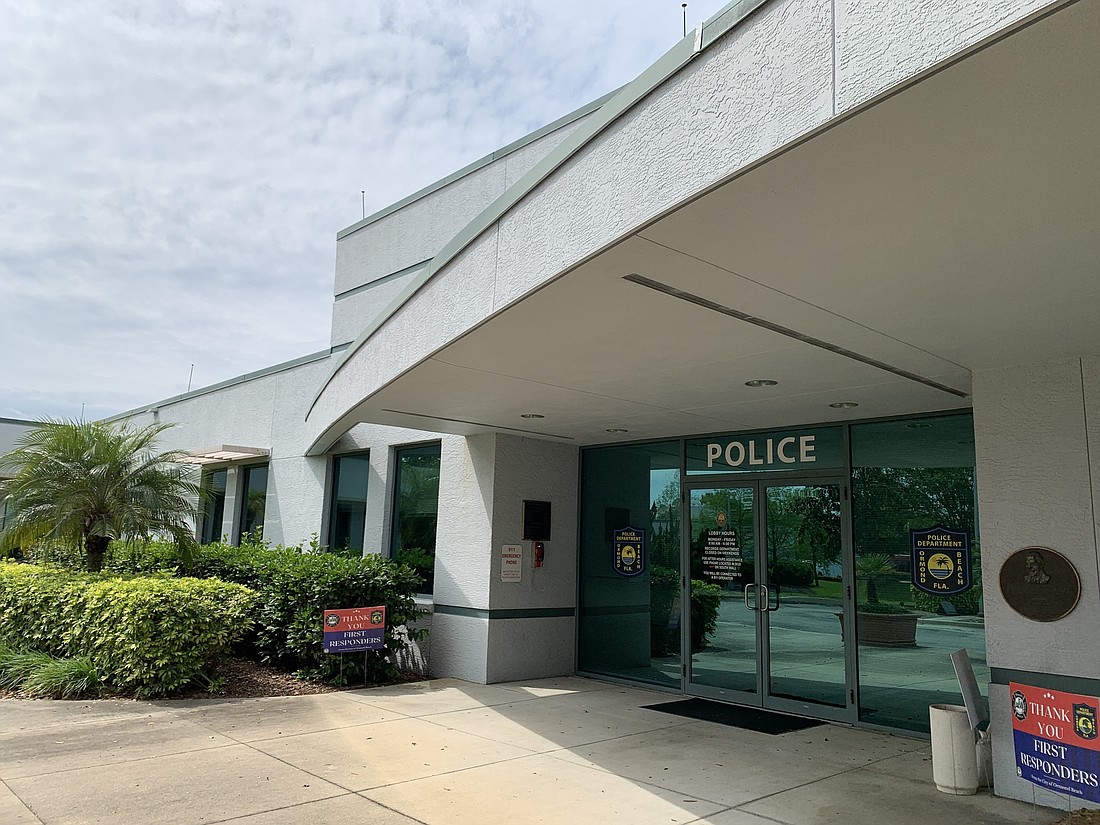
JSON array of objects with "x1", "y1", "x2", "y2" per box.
[
  {"x1": 744, "y1": 583, "x2": 759, "y2": 612},
  {"x1": 767, "y1": 583, "x2": 781, "y2": 612}
]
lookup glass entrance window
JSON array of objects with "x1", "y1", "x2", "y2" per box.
[
  {"x1": 851, "y1": 414, "x2": 982, "y2": 733},
  {"x1": 687, "y1": 482, "x2": 848, "y2": 714},
  {"x1": 689, "y1": 486, "x2": 756, "y2": 695},
  {"x1": 578, "y1": 440, "x2": 682, "y2": 688},
  {"x1": 764, "y1": 484, "x2": 846, "y2": 708}
]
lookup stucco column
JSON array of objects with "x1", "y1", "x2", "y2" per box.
[{"x1": 973, "y1": 356, "x2": 1100, "y2": 808}]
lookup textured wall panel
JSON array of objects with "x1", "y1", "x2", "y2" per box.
[
  {"x1": 330, "y1": 270, "x2": 422, "y2": 348},
  {"x1": 835, "y1": 0, "x2": 1055, "y2": 112},
  {"x1": 486, "y1": 617, "x2": 575, "y2": 683},
  {"x1": 428, "y1": 612, "x2": 488, "y2": 682},
  {"x1": 489, "y1": 435, "x2": 579, "y2": 612},
  {"x1": 493, "y1": 0, "x2": 832, "y2": 311},
  {"x1": 333, "y1": 162, "x2": 506, "y2": 297},
  {"x1": 974, "y1": 358, "x2": 1099, "y2": 678},
  {"x1": 433, "y1": 434, "x2": 496, "y2": 610}
]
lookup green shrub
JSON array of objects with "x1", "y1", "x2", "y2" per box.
[
  {"x1": 910, "y1": 584, "x2": 983, "y2": 615},
  {"x1": 769, "y1": 558, "x2": 815, "y2": 587},
  {"x1": 690, "y1": 580, "x2": 723, "y2": 652},
  {"x1": 649, "y1": 566, "x2": 679, "y2": 657},
  {"x1": 392, "y1": 547, "x2": 434, "y2": 590},
  {"x1": 16, "y1": 539, "x2": 185, "y2": 574},
  {"x1": 0, "y1": 562, "x2": 257, "y2": 697},
  {"x1": 648, "y1": 566, "x2": 724, "y2": 655},
  {"x1": 191, "y1": 542, "x2": 425, "y2": 685}
]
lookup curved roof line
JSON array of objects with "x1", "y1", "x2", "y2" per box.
[{"x1": 307, "y1": 0, "x2": 770, "y2": 424}]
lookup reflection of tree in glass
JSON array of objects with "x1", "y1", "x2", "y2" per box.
[
  {"x1": 649, "y1": 478, "x2": 680, "y2": 569},
  {"x1": 853, "y1": 466, "x2": 978, "y2": 611},
  {"x1": 244, "y1": 488, "x2": 266, "y2": 533},
  {"x1": 789, "y1": 486, "x2": 841, "y2": 586},
  {"x1": 397, "y1": 454, "x2": 440, "y2": 553}
]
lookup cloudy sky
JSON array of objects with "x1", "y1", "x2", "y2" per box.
[{"x1": 0, "y1": 0, "x2": 730, "y2": 421}]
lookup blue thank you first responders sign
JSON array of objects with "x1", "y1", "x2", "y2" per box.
[{"x1": 323, "y1": 605, "x2": 386, "y2": 653}]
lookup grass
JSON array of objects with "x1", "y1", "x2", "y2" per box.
[{"x1": 811, "y1": 578, "x2": 843, "y2": 599}]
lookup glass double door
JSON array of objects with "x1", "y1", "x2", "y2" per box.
[{"x1": 684, "y1": 479, "x2": 854, "y2": 721}]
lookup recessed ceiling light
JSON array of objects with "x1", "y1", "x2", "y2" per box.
[
  {"x1": 520, "y1": 413, "x2": 545, "y2": 419},
  {"x1": 829, "y1": 402, "x2": 859, "y2": 409},
  {"x1": 605, "y1": 428, "x2": 629, "y2": 433},
  {"x1": 744, "y1": 379, "x2": 778, "y2": 388},
  {"x1": 905, "y1": 422, "x2": 932, "y2": 429}
]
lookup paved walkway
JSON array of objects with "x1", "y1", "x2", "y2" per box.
[{"x1": 0, "y1": 677, "x2": 1061, "y2": 825}]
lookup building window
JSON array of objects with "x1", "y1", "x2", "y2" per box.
[
  {"x1": 199, "y1": 468, "x2": 228, "y2": 545},
  {"x1": 850, "y1": 413, "x2": 982, "y2": 733},
  {"x1": 578, "y1": 440, "x2": 682, "y2": 689},
  {"x1": 238, "y1": 464, "x2": 269, "y2": 543},
  {"x1": 328, "y1": 452, "x2": 370, "y2": 554},
  {"x1": 390, "y1": 443, "x2": 441, "y2": 594}
]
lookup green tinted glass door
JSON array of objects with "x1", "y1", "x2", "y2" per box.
[
  {"x1": 762, "y1": 483, "x2": 848, "y2": 710},
  {"x1": 687, "y1": 486, "x2": 759, "y2": 699}
]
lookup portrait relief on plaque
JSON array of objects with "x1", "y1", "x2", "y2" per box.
[{"x1": 999, "y1": 546, "x2": 1080, "y2": 622}]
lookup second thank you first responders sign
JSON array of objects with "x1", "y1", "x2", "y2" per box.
[
  {"x1": 1011, "y1": 681, "x2": 1100, "y2": 802},
  {"x1": 323, "y1": 606, "x2": 386, "y2": 653}
]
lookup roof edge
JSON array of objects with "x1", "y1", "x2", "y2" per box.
[
  {"x1": 107, "y1": 349, "x2": 332, "y2": 422},
  {"x1": 336, "y1": 87, "x2": 623, "y2": 241}
]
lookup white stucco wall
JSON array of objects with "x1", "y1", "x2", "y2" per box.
[
  {"x1": 329, "y1": 115, "x2": 591, "y2": 347},
  {"x1": 114, "y1": 356, "x2": 442, "y2": 551},
  {"x1": 973, "y1": 355, "x2": 1100, "y2": 806},
  {"x1": 0, "y1": 419, "x2": 35, "y2": 460},
  {"x1": 330, "y1": 268, "x2": 424, "y2": 348},
  {"x1": 426, "y1": 433, "x2": 579, "y2": 682},
  {"x1": 486, "y1": 436, "x2": 578, "y2": 683},
  {"x1": 311, "y1": 0, "x2": 1064, "y2": 448},
  {"x1": 834, "y1": 0, "x2": 1056, "y2": 112}
]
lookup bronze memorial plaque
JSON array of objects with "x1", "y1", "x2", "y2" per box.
[{"x1": 999, "y1": 546, "x2": 1080, "y2": 622}]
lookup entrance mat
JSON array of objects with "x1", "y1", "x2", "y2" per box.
[{"x1": 641, "y1": 698, "x2": 826, "y2": 735}]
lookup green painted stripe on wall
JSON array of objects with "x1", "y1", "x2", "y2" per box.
[
  {"x1": 432, "y1": 604, "x2": 576, "y2": 620},
  {"x1": 991, "y1": 667, "x2": 1100, "y2": 695}
]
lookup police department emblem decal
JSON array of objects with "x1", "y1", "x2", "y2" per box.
[
  {"x1": 1075, "y1": 703, "x2": 1098, "y2": 740},
  {"x1": 613, "y1": 527, "x2": 646, "y2": 578}
]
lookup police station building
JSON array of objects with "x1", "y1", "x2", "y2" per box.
[{"x1": 111, "y1": 0, "x2": 1100, "y2": 809}]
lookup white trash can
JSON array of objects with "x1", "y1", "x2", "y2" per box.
[{"x1": 929, "y1": 703, "x2": 979, "y2": 795}]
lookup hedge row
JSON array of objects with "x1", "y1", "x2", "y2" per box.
[
  {"x1": 189, "y1": 542, "x2": 425, "y2": 684},
  {"x1": 0, "y1": 562, "x2": 256, "y2": 697}
]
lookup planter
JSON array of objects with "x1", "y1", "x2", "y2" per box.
[{"x1": 836, "y1": 611, "x2": 919, "y2": 647}]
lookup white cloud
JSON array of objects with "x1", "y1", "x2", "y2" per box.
[{"x1": 0, "y1": 0, "x2": 730, "y2": 420}]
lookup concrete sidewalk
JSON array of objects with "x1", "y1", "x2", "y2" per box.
[{"x1": 0, "y1": 676, "x2": 1062, "y2": 825}]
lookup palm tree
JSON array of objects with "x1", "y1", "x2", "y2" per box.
[{"x1": 0, "y1": 420, "x2": 200, "y2": 571}]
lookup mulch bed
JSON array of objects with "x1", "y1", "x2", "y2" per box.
[
  {"x1": 1054, "y1": 812, "x2": 1100, "y2": 825},
  {"x1": 0, "y1": 657, "x2": 423, "y2": 701}
]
